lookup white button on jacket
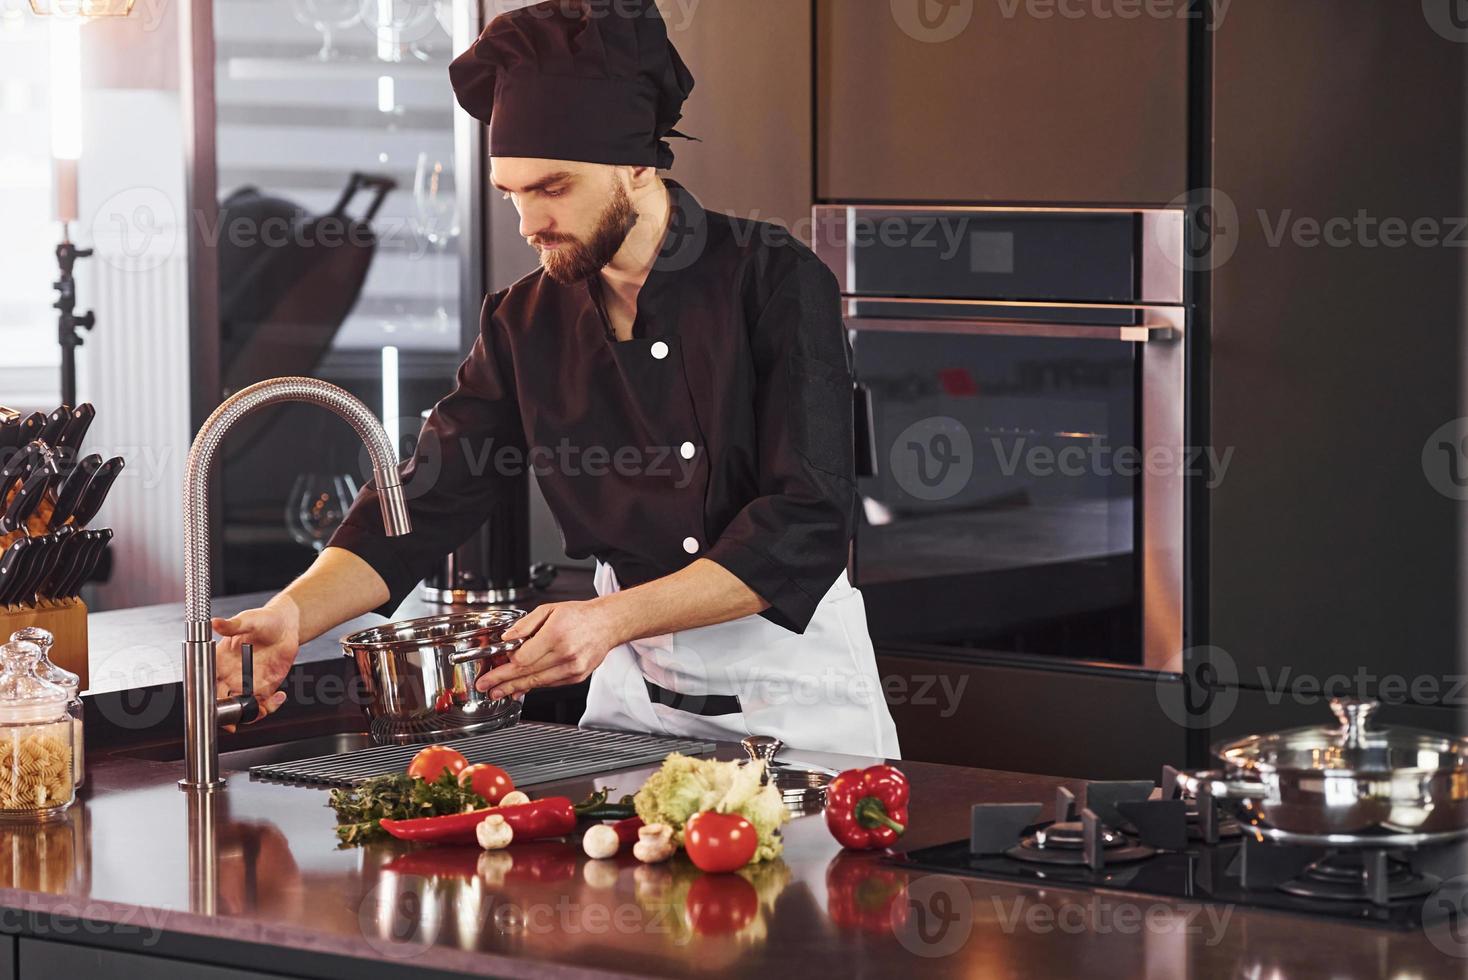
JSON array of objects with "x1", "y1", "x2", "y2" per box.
[
  {"x1": 682, "y1": 536, "x2": 699, "y2": 554},
  {"x1": 651, "y1": 341, "x2": 669, "y2": 360}
]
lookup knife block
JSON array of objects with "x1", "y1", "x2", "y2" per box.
[{"x1": 0, "y1": 599, "x2": 88, "y2": 692}]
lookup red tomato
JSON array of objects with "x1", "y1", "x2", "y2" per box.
[
  {"x1": 407, "y1": 745, "x2": 468, "y2": 782},
  {"x1": 683, "y1": 811, "x2": 758, "y2": 873},
  {"x1": 685, "y1": 873, "x2": 758, "y2": 935},
  {"x1": 458, "y1": 763, "x2": 514, "y2": 804}
]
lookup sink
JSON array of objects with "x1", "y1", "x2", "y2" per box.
[
  {"x1": 124, "y1": 731, "x2": 375, "y2": 771},
  {"x1": 216, "y1": 732, "x2": 376, "y2": 771}
]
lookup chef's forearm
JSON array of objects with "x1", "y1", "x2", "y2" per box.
[
  {"x1": 593, "y1": 558, "x2": 769, "y2": 644},
  {"x1": 272, "y1": 546, "x2": 392, "y2": 645}
]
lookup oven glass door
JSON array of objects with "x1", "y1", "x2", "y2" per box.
[{"x1": 853, "y1": 327, "x2": 1142, "y2": 663}]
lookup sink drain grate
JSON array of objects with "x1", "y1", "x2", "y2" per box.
[{"x1": 249, "y1": 722, "x2": 715, "y2": 789}]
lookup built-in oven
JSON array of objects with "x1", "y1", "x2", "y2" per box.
[{"x1": 814, "y1": 206, "x2": 1187, "y2": 672}]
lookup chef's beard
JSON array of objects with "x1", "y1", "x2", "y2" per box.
[{"x1": 534, "y1": 181, "x2": 638, "y2": 285}]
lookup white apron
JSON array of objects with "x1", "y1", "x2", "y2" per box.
[{"x1": 580, "y1": 561, "x2": 902, "y2": 759}]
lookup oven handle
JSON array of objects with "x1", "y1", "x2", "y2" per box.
[
  {"x1": 852, "y1": 383, "x2": 878, "y2": 479},
  {"x1": 846, "y1": 316, "x2": 1173, "y2": 343}
]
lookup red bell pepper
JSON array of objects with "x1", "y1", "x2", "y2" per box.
[
  {"x1": 824, "y1": 764, "x2": 909, "y2": 850},
  {"x1": 610, "y1": 815, "x2": 644, "y2": 845}
]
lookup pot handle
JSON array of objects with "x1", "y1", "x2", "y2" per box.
[
  {"x1": 1174, "y1": 769, "x2": 1269, "y2": 800},
  {"x1": 447, "y1": 637, "x2": 523, "y2": 666}
]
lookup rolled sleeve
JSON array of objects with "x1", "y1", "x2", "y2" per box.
[
  {"x1": 326, "y1": 290, "x2": 526, "y2": 618},
  {"x1": 703, "y1": 258, "x2": 857, "y2": 634}
]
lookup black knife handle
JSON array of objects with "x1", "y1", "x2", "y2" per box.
[
  {"x1": 51, "y1": 530, "x2": 95, "y2": 601},
  {"x1": 72, "y1": 527, "x2": 112, "y2": 596},
  {"x1": 0, "y1": 538, "x2": 31, "y2": 607},
  {"x1": 55, "y1": 403, "x2": 94, "y2": 452},
  {"x1": 38, "y1": 530, "x2": 86, "y2": 601},
  {"x1": 69, "y1": 457, "x2": 124, "y2": 529},
  {"x1": 35, "y1": 407, "x2": 69, "y2": 450},
  {"x1": 1, "y1": 469, "x2": 49, "y2": 535},
  {"x1": 29, "y1": 528, "x2": 73, "y2": 603},
  {"x1": 13, "y1": 531, "x2": 62, "y2": 607},
  {"x1": 48, "y1": 454, "x2": 100, "y2": 529},
  {"x1": 14, "y1": 414, "x2": 44, "y2": 450}
]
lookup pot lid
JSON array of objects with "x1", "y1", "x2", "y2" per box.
[{"x1": 1213, "y1": 698, "x2": 1468, "y2": 775}]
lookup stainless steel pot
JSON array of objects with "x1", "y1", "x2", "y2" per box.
[
  {"x1": 1179, "y1": 698, "x2": 1468, "y2": 838},
  {"x1": 341, "y1": 609, "x2": 526, "y2": 745}
]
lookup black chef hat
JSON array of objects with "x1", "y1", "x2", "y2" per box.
[{"x1": 449, "y1": 0, "x2": 696, "y2": 169}]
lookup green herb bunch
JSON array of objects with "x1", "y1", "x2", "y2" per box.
[{"x1": 329, "y1": 771, "x2": 488, "y2": 846}]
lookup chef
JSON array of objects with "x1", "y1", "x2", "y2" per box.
[{"x1": 211, "y1": 0, "x2": 900, "y2": 759}]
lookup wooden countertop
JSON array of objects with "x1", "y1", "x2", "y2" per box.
[{"x1": 0, "y1": 736, "x2": 1458, "y2": 979}]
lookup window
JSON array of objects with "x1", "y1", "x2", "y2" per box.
[{"x1": 0, "y1": 12, "x2": 63, "y2": 380}]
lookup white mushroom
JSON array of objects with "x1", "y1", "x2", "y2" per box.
[
  {"x1": 582, "y1": 823, "x2": 622, "y2": 860},
  {"x1": 476, "y1": 813, "x2": 513, "y2": 850},
  {"x1": 632, "y1": 822, "x2": 676, "y2": 864},
  {"x1": 498, "y1": 790, "x2": 531, "y2": 807}
]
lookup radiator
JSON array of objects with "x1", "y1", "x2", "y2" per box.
[{"x1": 77, "y1": 250, "x2": 190, "y2": 612}]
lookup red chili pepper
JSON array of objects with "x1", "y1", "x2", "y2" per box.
[
  {"x1": 380, "y1": 796, "x2": 578, "y2": 845},
  {"x1": 824, "y1": 764, "x2": 909, "y2": 851},
  {"x1": 610, "y1": 815, "x2": 644, "y2": 845}
]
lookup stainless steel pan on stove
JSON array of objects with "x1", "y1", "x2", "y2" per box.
[
  {"x1": 341, "y1": 609, "x2": 527, "y2": 745},
  {"x1": 1178, "y1": 698, "x2": 1468, "y2": 840}
]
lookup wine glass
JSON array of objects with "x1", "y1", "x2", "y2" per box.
[
  {"x1": 289, "y1": 0, "x2": 363, "y2": 62},
  {"x1": 361, "y1": 0, "x2": 444, "y2": 63},
  {"x1": 286, "y1": 473, "x2": 360, "y2": 551},
  {"x1": 413, "y1": 151, "x2": 458, "y2": 332}
]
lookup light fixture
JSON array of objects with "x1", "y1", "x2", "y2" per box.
[
  {"x1": 28, "y1": 0, "x2": 136, "y2": 15},
  {"x1": 382, "y1": 346, "x2": 400, "y2": 452}
]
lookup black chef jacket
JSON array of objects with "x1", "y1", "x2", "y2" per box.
[{"x1": 328, "y1": 180, "x2": 856, "y2": 634}]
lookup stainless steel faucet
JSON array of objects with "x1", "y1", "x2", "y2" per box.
[{"x1": 180, "y1": 377, "x2": 412, "y2": 792}]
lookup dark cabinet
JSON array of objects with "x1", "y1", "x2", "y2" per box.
[
  {"x1": 816, "y1": 2, "x2": 1189, "y2": 204},
  {"x1": 1204, "y1": 2, "x2": 1466, "y2": 709},
  {"x1": 655, "y1": 0, "x2": 813, "y2": 237},
  {"x1": 17, "y1": 939, "x2": 286, "y2": 980}
]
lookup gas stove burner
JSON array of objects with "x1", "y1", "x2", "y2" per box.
[
  {"x1": 1006, "y1": 821, "x2": 1157, "y2": 867},
  {"x1": 1184, "y1": 802, "x2": 1241, "y2": 841},
  {"x1": 1035, "y1": 820, "x2": 1123, "y2": 849},
  {"x1": 1278, "y1": 851, "x2": 1439, "y2": 903}
]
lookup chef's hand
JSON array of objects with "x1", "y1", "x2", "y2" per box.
[
  {"x1": 212, "y1": 599, "x2": 297, "y2": 732},
  {"x1": 474, "y1": 601, "x2": 620, "y2": 699}
]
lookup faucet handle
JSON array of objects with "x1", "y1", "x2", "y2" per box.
[
  {"x1": 232, "y1": 643, "x2": 260, "y2": 726},
  {"x1": 240, "y1": 643, "x2": 254, "y2": 700}
]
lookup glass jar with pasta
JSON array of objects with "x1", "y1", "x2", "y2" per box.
[
  {"x1": 0, "y1": 640, "x2": 74, "y2": 821},
  {"x1": 9, "y1": 628, "x2": 84, "y2": 789}
]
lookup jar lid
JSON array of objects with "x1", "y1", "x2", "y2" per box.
[
  {"x1": 8, "y1": 627, "x2": 79, "y2": 696},
  {"x1": 0, "y1": 641, "x2": 69, "y2": 722}
]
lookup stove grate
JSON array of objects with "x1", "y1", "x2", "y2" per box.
[{"x1": 249, "y1": 722, "x2": 715, "y2": 789}]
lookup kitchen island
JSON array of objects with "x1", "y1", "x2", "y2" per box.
[
  {"x1": 0, "y1": 586, "x2": 1453, "y2": 978},
  {"x1": 0, "y1": 736, "x2": 1458, "y2": 979}
]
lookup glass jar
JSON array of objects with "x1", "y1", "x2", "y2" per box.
[
  {"x1": 9, "y1": 628, "x2": 83, "y2": 789},
  {"x1": 0, "y1": 641, "x2": 74, "y2": 821}
]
